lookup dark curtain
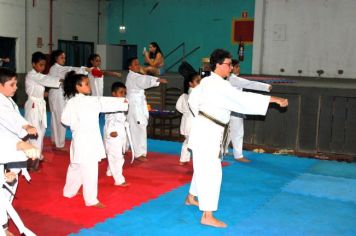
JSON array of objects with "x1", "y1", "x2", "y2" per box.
[{"x1": 58, "y1": 40, "x2": 94, "y2": 67}]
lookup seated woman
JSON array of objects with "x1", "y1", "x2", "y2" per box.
[{"x1": 143, "y1": 42, "x2": 165, "y2": 76}]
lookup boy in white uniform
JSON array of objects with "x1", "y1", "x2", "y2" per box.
[
  {"x1": 185, "y1": 49, "x2": 288, "y2": 228},
  {"x1": 225, "y1": 59, "x2": 272, "y2": 162},
  {"x1": 61, "y1": 72, "x2": 128, "y2": 208},
  {"x1": 24, "y1": 51, "x2": 62, "y2": 161},
  {"x1": 0, "y1": 67, "x2": 39, "y2": 236},
  {"x1": 125, "y1": 57, "x2": 167, "y2": 162},
  {"x1": 104, "y1": 82, "x2": 130, "y2": 186}
]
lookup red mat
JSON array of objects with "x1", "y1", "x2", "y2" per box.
[{"x1": 10, "y1": 138, "x2": 194, "y2": 235}]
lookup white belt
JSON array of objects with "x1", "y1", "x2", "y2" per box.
[{"x1": 29, "y1": 96, "x2": 47, "y2": 128}]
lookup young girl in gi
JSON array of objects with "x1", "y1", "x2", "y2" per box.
[
  {"x1": 48, "y1": 50, "x2": 90, "y2": 150},
  {"x1": 176, "y1": 72, "x2": 201, "y2": 165},
  {"x1": 24, "y1": 51, "x2": 62, "y2": 161},
  {"x1": 87, "y1": 53, "x2": 122, "y2": 96},
  {"x1": 61, "y1": 71, "x2": 128, "y2": 208},
  {"x1": 104, "y1": 82, "x2": 130, "y2": 187}
]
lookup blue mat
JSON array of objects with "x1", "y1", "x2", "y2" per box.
[{"x1": 71, "y1": 139, "x2": 356, "y2": 236}]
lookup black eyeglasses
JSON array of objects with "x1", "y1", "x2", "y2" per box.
[{"x1": 221, "y1": 63, "x2": 233, "y2": 67}]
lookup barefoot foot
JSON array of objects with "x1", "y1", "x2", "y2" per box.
[
  {"x1": 201, "y1": 212, "x2": 227, "y2": 228},
  {"x1": 185, "y1": 194, "x2": 199, "y2": 207},
  {"x1": 91, "y1": 202, "x2": 106, "y2": 208}
]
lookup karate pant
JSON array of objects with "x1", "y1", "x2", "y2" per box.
[
  {"x1": 89, "y1": 77, "x2": 104, "y2": 96},
  {"x1": 128, "y1": 118, "x2": 147, "y2": 158},
  {"x1": 28, "y1": 123, "x2": 45, "y2": 159},
  {"x1": 229, "y1": 116, "x2": 244, "y2": 159},
  {"x1": 188, "y1": 116, "x2": 222, "y2": 211},
  {"x1": 0, "y1": 166, "x2": 7, "y2": 228},
  {"x1": 63, "y1": 161, "x2": 99, "y2": 206},
  {"x1": 106, "y1": 139, "x2": 126, "y2": 185},
  {"x1": 107, "y1": 153, "x2": 125, "y2": 185},
  {"x1": 180, "y1": 135, "x2": 191, "y2": 162},
  {"x1": 48, "y1": 89, "x2": 66, "y2": 148},
  {"x1": 0, "y1": 168, "x2": 19, "y2": 228}
]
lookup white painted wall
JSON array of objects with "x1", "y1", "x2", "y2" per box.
[
  {"x1": 0, "y1": 0, "x2": 99, "y2": 73},
  {"x1": 253, "y1": 0, "x2": 356, "y2": 79}
]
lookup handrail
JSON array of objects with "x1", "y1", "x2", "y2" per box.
[
  {"x1": 165, "y1": 42, "x2": 185, "y2": 59},
  {"x1": 165, "y1": 46, "x2": 200, "y2": 72}
]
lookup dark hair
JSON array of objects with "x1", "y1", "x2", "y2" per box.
[
  {"x1": 50, "y1": 49, "x2": 64, "y2": 66},
  {"x1": 232, "y1": 59, "x2": 239, "y2": 67},
  {"x1": 111, "y1": 81, "x2": 126, "y2": 93},
  {"x1": 127, "y1": 57, "x2": 138, "y2": 67},
  {"x1": 0, "y1": 67, "x2": 17, "y2": 85},
  {"x1": 87, "y1": 53, "x2": 100, "y2": 67},
  {"x1": 32, "y1": 51, "x2": 47, "y2": 64},
  {"x1": 63, "y1": 71, "x2": 88, "y2": 99},
  {"x1": 183, "y1": 72, "x2": 199, "y2": 94},
  {"x1": 149, "y1": 42, "x2": 163, "y2": 59},
  {"x1": 210, "y1": 49, "x2": 232, "y2": 71}
]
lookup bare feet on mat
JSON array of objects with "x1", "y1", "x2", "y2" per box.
[
  {"x1": 136, "y1": 156, "x2": 148, "y2": 162},
  {"x1": 185, "y1": 194, "x2": 199, "y2": 207},
  {"x1": 5, "y1": 229, "x2": 14, "y2": 236},
  {"x1": 201, "y1": 212, "x2": 227, "y2": 228},
  {"x1": 115, "y1": 182, "x2": 130, "y2": 187},
  {"x1": 92, "y1": 202, "x2": 105, "y2": 208},
  {"x1": 235, "y1": 157, "x2": 251, "y2": 163},
  {"x1": 179, "y1": 161, "x2": 188, "y2": 166}
]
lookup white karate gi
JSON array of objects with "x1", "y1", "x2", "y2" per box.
[
  {"x1": 48, "y1": 63, "x2": 87, "y2": 148},
  {"x1": 188, "y1": 72, "x2": 270, "y2": 211},
  {"x1": 0, "y1": 135, "x2": 26, "y2": 229},
  {"x1": 0, "y1": 100, "x2": 32, "y2": 231},
  {"x1": 24, "y1": 69, "x2": 61, "y2": 157},
  {"x1": 176, "y1": 91, "x2": 193, "y2": 162},
  {"x1": 125, "y1": 70, "x2": 160, "y2": 158},
  {"x1": 88, "y1": 69, "x2": 104, "y2": 96},
  {"x1": 104, "y1": 112, "x2": 127, "y2": 184},
  {"x1": 226, "y1": 74, "x2": 271, "y2": 159},
  {"x1": 61, "y1": 94, "x2": 128, "y2": 206},
  {"x1": 0, "y1": 139, "x2": 35, "y2": 236}
]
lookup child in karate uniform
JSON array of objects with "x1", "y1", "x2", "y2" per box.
[
  {"x1": 225, "y1": 59, "x2": 272, "y2": 162},
  {"x1": 87, "y1": 53, "x2": 122, "y2": 96},
  {"x1": 48, "y1": 50, "x2": 90, "y2": 150},
  {"x1": 0, "y1": 67, "x2": 40, "y2": 236},
  {"x1": 125, "y1": 57, "x2": 167, "y2": 162},
  {"x1": 24, "y1": 51, "x2": 62, "y2": 161},
  {"x1": 176, "y1": 71, "x2": 201, "y2": 165},
  {"x1": 61, "y1": 71, "x2": 128, "y2": 208},
  {"x1": 104, "y1": 82, "x2": 130, "y2": 186}
]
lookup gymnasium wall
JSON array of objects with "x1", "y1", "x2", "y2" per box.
[
  {"x1": 104, "y1": 0, "x2": 255, "y2": 74},
  {"x1": 0, "y1": 0, "x2": 99, "y2": 73},
  {"x1": 253, "y1": 0, "x2": 356, "y2": 79}
]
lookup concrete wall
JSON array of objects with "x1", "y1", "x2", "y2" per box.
[
  {"x1": 253, "y1": 0, "x2": 356, "y2": 79},
  {"x1": 0, "y1": 0, "x2": 99, "y2": 73}
]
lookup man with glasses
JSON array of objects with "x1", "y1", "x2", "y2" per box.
[{"x1": 185, "y1": 49, "x2": 288, "y2": 228}]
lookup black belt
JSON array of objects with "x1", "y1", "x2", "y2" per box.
[
  {"x1": 198, "y1": 111, "x2": 228, "y2": 128},
  {"x1": 5, "y1": 161, "x2": 28, "y2": 169}
]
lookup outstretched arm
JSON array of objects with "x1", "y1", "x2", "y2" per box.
[
  {"x1": 270, "y1": 96, "x2": 288, "y2": 107},
  {"x1": 103, "y1": 71, "x2": 122, "y2": 78}
]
